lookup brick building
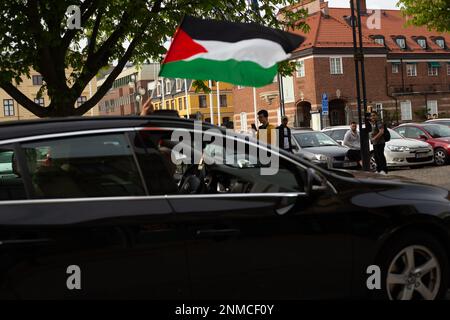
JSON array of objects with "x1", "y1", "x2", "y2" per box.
[
  {"x1": 98, "y1": 63, "x2": 159, "y2": 116},
  {"x1": 233, "y1": 0, "x2": 450, "y2": 132}
]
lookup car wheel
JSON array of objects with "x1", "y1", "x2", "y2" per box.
[
  {"x1": 375, "y1": 231, "x2": 448, "y2": 300},
  {"x1": 369, "y1": 152, "x2": 377, "y2": 172},
  {"x1": 434, "y1": 148, "x2": 448, "y2": 166}
]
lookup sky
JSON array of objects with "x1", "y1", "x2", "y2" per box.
[{"x1": 327, "y1": 0, "x2": 400, "y2": 10}]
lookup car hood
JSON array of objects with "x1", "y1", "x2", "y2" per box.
[
  {"x1": 433, "y1": 137, "x2": 450, "y2": 144},
  {"x1": 340, "y1": 171, "x2": 450, "y2": 203},
  {"x1": 387, "y1": 139, "x2": 430, "y2": 148},
  {"x1": 300, "y1": 146, "x2": 348, "y2": 158}
]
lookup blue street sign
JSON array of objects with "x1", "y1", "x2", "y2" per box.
[{"x1": 322, "y1": 93, "x2": 329, "y2": 116}]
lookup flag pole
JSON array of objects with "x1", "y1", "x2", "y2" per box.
[
  {"x1": 216, "y1": 81, "x2": 221, "y2": 126},
  {"x1": 184, "y1": 79, "x2": 190, "y2": 119},
  {"x1": 209, "y1": 80, "x2": 214, "y2": 125},
  {"x1": 253, "y1": 87, "x2": 258, "y2": 126},
  {"x1": 161, "y1": 77, "x2": 165, "y2": 110}
]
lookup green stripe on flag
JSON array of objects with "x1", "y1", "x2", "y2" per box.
[{"x1": 160, "y1": 58, "x2": 278, "y2": 87}]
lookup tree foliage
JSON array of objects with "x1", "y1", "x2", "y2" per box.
[
  {"x1": 0, "y1": 0, "x2": 309, "y2": 117},
  {"x1": 397, "y1": 0, "x2": 450, "y2": 32}
]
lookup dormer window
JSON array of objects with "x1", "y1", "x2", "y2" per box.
[
  {"x1": 436, "y1": 38, "x2": 445, "y2": 49},
  {"x1": 417, "y1": 38, "x2": 427, "y2": 49},
  {"x1": 372, "y1": 35, "x2": 385, "y2": 46},
  {"x1": 165, "y1": 79, "x2": 171, "y2": 94},
  {"x1": 396, "y1": 37, "x2": 406, "y2": 49},
  {"x1": 156, "y1": 82, "x2": 161, "y2": 96},
  {"x1": 175, "y1": 79, "x2": 182, "y2": 92}
]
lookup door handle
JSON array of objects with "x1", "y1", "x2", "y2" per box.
[
  {"x1": 0, "y1": 238, "x2": 52, "y2": 246},
  {"x1": 196, "y1": 229, "x2": 240, "y2": 238}
]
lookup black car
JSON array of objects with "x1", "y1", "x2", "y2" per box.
[
  {"x1": 0, "y1": 116, "x2": 449, "y2": 300},
  {"x1": 291, "y1": 130, "x2": 359, "y2": 169}
]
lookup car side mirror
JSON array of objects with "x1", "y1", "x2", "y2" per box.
[{"x1": 418, "y1": 135, "x2": 428, "y2": 141}]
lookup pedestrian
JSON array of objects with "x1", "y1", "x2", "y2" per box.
[
  {"x1": 427, "y1": 113, "x2": 432, "y2": 120},
  {"x1": 277, "y1": 116, "x2": 293, "y2": 152},
  {"x1": 256, "y1": 109, "x2": 276, "y2": 145},
  {"x1": 343, "y1": 121, "x2": 362, "y2": 168},
  {"x1": 433, "y1": 114, "x2": 438, "y2": 119},
  {"x1": 369, "y1": 111, "x2": 388, "y2": 174}
]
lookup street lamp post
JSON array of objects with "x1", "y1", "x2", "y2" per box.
[
  {"x1": 350, "y1": 0, "x2": 371, "y2": 171},
  {"x1": 129, "y1": 74, "x2": 146, "y2": 115}
]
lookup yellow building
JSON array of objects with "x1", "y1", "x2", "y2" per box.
[
  {"x1": 0, "y1": 70, "x2": 98, "y2": 122},
  {"x1": 151, "y1": 79, "x2": 234, "y2": 127}
]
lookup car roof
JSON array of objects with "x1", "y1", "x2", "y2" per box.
[
  {"x1": 291, "y1": 130, "x2": 324, "y2": 133},
  {"x1": 322, "y1": 126, "x2": 350, "y2": 130},
  {"x1": 0, "y1": 116, "x2": 221, "y2": 142},
  {"x1": 425, "y1": 119, "x2": 450, "y2": 122}
]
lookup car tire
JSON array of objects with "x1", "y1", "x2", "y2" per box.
[
  {"x1": 373, "y1": 231, "x2": 448, "y2": 300},
  {"x1": 434, "y1": 148, "x2": 449, "y2": 166}
]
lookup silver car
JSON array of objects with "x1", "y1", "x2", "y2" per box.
[{"x1": 322, "y1": 126, "x2": 434, "y2": 171}]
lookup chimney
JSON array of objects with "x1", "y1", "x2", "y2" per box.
[{"x1": 352, "y1": 0, "x2": 367, "y2": 15}]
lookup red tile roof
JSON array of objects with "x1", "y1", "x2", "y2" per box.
[{"x1": 291, "y1": 5, "x2": 450, "y2": 55}]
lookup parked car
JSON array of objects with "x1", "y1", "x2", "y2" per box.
[
  {"x1": 0, "y1": 116, "x2": 449, "y2": 300},
  {"x1": 322, "y1": 126, "x2": 434, "y2": 171},
  {"x1": 291, "y1": 130, "x2": 359, "y2": 169},
  {"x1": 394, "y1": 123, "x2": 450, "y2": 166},
  {"x1": 425, "y1": 118, "x2": 450, "y2": 127}
]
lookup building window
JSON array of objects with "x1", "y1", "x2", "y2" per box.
[
  {"x1": 330, "y1": 57, "x2": 343, "y2": 75},
  {"x1": 32, "y1": 75, "x2": 43, "y2": 86},
  {"x1": 184, "y1": 97, "x2": 187, "y2": 110},
  {"x1": 427, "y1": 100, "x2": 438, "y2": 116},
  {"x1": 34, "y1": 97, "x2": 45, "y2": 107},
  {"x1": 428, "y1": 63, "x2": 440, "y2": 76},
  {"x1": 240, "y1": 112, "x2": 248, "y2": 132},
  {"x1": 3, "y1": 99, "x2": 14, "y2": 117},
  {"x1": 77, "y1": 96, "x2": 87, "y2": 107},
  {"x1": 392, "y1": 63, "x2": 400, "y2": 74},
  {"x1": 400, "y1": 101, "x2": 412, "y2": 121},
  {"x1": 176, "y1": 79, "x2": 182, "y2": 92},
  {"x1": 417, "y1": 38, "x2": 427, "y2": 49},
  {"x1": 156, "y1": 82, "x2": 161, "y2": 96},
  {"x1": 165, "y1": 80, "x2": 171, "y2": 94},
  {"x1": 165, "y1": 101, "x2": 170, "y2": 109},
  {"x1": 178, "y1": 98, "x2": 183, "y2": 110},
  {"x1": 296, "y1": 60, "x2": 305, "y2": 77},
  {"x1": 406, "y1": 63, "x2": 417, "y2": 77},
  {"x1": 396, "y1": 37, "x2": 406, "y2": 49},
  {"x1": 199, "y1": 95, "x2": 207, "y2": 108},
  {"x1": 220, "y1": 95, "x2": 227, "y2": 108},
  {"x1": 447, "y1": 63, "x2": 450, "y2": 76},
  {"x1": 374, "y1": 38, "x2": 385, "y2": 46},
  {"x1": 171, "y1": 100, "x2": 175, "y2": 110},
  {"x1": 436, "y1": 39, "x2": 445, "y2": 49}
]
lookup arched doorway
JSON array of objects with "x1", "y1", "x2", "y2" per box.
[
  {"x1": 295, "y1": 101, "x2": 312, "y2": 128},
  {"x1": 329, "y1": 99, "x2": 346, "y2": 126}
]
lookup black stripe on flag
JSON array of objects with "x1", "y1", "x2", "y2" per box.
[{"x1": 181, "y1": 15, "x2": 305, "y2": 54}]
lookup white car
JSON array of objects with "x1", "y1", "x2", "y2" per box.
[{"x1": 322, "y1": 126, "x2": 434, "y2": 171}]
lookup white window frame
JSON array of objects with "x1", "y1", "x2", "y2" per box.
[
  {"x1": 240, "y1": 112, "x2": 248, "y2": 132},
  {"x1": 375, "y1": 103, "x2": 384, "y2": 121},
  {"x1": 165, "y1": 80, "x2": 171, "y2": 94},
  {"x1": 374, "y1": 38, "x2": 384, "y2": 46},
  {"x1": 175, "y1": 79, "x2": 182, "y2": 92},
  {"x1": 392, "y1": 63, "x2": 399, "y2": 74},
  {"x1": 34, "y1": 97, "x2": 45, "y2": 107},
  {"x1": 400, "y1": 100, "x2": 412, "y2": 121},
  {"x1": 436, "y1": 39, "x2": 445, "y2": 49},
  {"x1": 396, "y1": 38, "x2": 406, "y2": 49},
  {"x1": 428, "y1": 64, "x2": 439, "y2": 76},
  {"x1": 427, "y1": 100, "x2": 438, "y2": 116},
  {"x1": 3, "y1": 99, "x2": 14, "y2": 117},
  {"x1": 330, "y1": 57, "x2": 343, "y2": 75},
  {"x1": 417, "y1": 39, "x2": 427, "y2": 49},
  {"x1": 406, "y1": 64, "x2": 417, "y2": 77},
  {"x1": 296, "y1": 60, "x2": 305, "y2": 77}
]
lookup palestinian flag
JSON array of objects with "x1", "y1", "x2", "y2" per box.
[{"x1": 159, "y1": 16, "x2": 305, "y2": 87}]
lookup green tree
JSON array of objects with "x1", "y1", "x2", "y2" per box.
[
  {"x1": 397, "y1": 0, "x2": 450, "y2": 32},
  {"x1": 0, "y1": 0, "x2": 308, "y2": 117}
]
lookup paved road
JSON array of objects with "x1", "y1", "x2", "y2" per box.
[{"x1": 389, "y1": 165, "x2": 450, "y2": 190}]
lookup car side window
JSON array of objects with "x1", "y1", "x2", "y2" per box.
[
  {"x1": 21, "y1": 134, "x2": 146, "y2": 199},
  {"x1": 405, "y1": 127, "x2": 425, "y2": 139},
  {"x1": 0, "y1": 146, "x2": 27, "y2": 201},
  {"x1": 395, "y1": 127, "x2": 407, "y2": 137}
]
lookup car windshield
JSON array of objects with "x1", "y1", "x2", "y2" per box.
[
  {"x1": 389, "y1": 129, "x2": 403, "y2": 139},
  {"x1": 423, "y1": 124, "x2": 450, "y2": 138},
  {"x1": 293, "y1": 132, "x2": 339, "y2": 148}
]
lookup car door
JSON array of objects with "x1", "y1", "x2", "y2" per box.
[
  {"x1": 166, "y1": 132, "x2": 352, "y2": 299},
  {"x1": 0, "y1": 132, "x2": 188, "y2": 299}
]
